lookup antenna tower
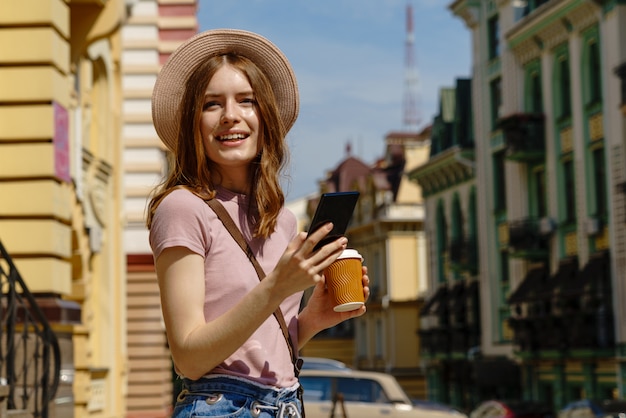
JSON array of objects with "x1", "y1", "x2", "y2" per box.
[{"x1": 403, "y1": 2, "x2": 420, "y2": 131}]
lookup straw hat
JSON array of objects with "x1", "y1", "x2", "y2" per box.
[{"x1": 152, "y1": 29, "x2": 300, "y2": 151}]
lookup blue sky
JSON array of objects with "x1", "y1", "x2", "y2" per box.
[{"x1": 198, "y1": 0, "x2": 471, "y2": 201}]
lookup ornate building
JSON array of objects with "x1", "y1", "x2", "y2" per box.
[
  {"x1": 0, "y1": 0, "x2": 197, "y2": 416},
  {"x1": 410, "y1": 79, "x2": 489, "y2": 410},
  {"x1": 0, "y1": 0, "x2": 129, "y2": 415},
  {"x1": 421, "y1": 0, "x2": 626, "y2": 411},
  {"x1": 303, "y1": 130, "x2": 431, "y2": 399}
]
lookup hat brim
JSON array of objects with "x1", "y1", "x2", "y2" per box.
[{"x1": 152, "y1": 29, "x2": 299, "y2": 151}]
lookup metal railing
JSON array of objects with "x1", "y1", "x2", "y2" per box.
[{"x1": 0, "y1": 240, "x2": 61, "y2": 418}]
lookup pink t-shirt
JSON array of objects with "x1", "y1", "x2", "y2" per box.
[{"x1": 149, "y1": 187, "x2": 302, "y2": 388}]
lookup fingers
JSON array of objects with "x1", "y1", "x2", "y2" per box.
[
  {"x1": 279, "y1": 227, "x2": 346, "y2": 293},
  {"x1": 361, "y1": 268, "x2": 370, "y2": 302},
  {"x1": 342, "y1": 304, "x2": 367, "y2": 319},
  {"x1": 303, "y1": 222, "x2": 334, "y2": 252}
]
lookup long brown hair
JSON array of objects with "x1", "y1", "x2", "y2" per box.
[{"x1": 146, "y1": 53, "x2": 289, "y2": 238}]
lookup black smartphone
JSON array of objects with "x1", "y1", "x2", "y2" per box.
[{"x1": 307, "y1": 191, "x2": 360, "y2": 251}]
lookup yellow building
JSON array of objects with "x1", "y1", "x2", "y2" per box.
[
  {"x1": 0, "y1": 0, "x2": 129, "y2": 416},
  {"x1": 302, "y1": 130, "x2": 431, "y2": 399},
  {"x1": 0, "y1": 0, "x2": 197, "y2": 416}
]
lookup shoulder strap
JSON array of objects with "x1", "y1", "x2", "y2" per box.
[{"x1": 205, "y1": 198, "x2": 302, "y2": 375}]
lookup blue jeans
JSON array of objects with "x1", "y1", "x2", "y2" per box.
[{"x1": 173, "y1": 375, "x2": 303, "y2": 417}]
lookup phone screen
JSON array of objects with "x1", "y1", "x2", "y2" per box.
[{"x1": 307, "y1": 191, "x2": 359, "y2": 250}]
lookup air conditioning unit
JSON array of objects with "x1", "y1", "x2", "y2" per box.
[
  {"x1": 538, "y1": 217, "x2": 555, "y2": 235},
  {"x1": 585, "y1": 217, "x2": 601, "y2": 236}
]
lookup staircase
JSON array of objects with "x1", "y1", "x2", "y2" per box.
[{"x1": 0, "y1": 241, "x2": 61, "y2": 418}]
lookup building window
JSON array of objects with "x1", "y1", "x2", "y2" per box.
[
  {"x1": 525, "y1": 59, "x2": 543, "y2": 113},
  {"x1": 592, "y1": 147, "x2": 607, "y2": 217},
  {"x1": 530, "y1": 166, "x2": 547, "y2": 218},
  {"x1": 516, "y1": 0, "x2": 550, "y2": 19},
  {"x1": 436, "y1": 201, "x2": 448, "y2": 284},
  {"x1": 588, "y1": 41, "x2": 602, "y2": 105},
  {"x1": 554, "y1": 48, "x2": 572, "y2": 120},
  {"x1": 373, "y1": 250, "x2": 384, "y2": 297},
  {"x1": 493, "y1": 150, "x2": 507, "y2": 212},
  {"x1": 451, "y1": 194, "x2": 464, "y2": 279},
  {"x1": 582, "y1": 26, "x2": 602, "y2": 107},
  {"x1": 375, "y1": 318, "x2": 384, "y2": 358},
  {"x1": 488, "y1": 15, "x2": 500, "y2": 60},
  {"x1": 451, "y1": 194, "x2": 463, "y2": 245},
  {"x1": 561, "y1": 158, "x2": 576, "y2": 224},
  {"x1": 490, "y1": 77, "x2": 502, "y2": 130},
  {"x1": 357, "y1": 320, "x2": 368, "y2": 358},
  {"x1": 499, "y1": 250, "x2": 511, "y2": 341},
  {"x1": 468, "y1": 187, "x2": 477, "y2": 239}
]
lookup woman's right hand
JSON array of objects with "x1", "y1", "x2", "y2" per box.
[{"x1": 267, "y1": 222, "x2": 347, "y2": 300}]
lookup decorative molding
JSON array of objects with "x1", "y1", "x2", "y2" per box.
[
  {"x1": 450, "y1": 0, "x2": 482, "y2": 29},
  {"x1": 589, "y1": 113, "x2": 604, "y2": 142},
  {"x1": 510, "y1": 36, "x2": 542, "y2": 65},
  {"x1": 565, "y1": 2, "x2": 599, "y2": 33},
  {"x1": 535, "y1": 19, "x2": 569, "y2": 50}
]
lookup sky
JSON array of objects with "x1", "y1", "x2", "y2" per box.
[{"x1": 198, "y1": 0, "x2": 471, "y2": 201}]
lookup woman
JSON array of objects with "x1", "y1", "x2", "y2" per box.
[{"x1": 147, "y1": 29, "x2": 369, "y2": 417}]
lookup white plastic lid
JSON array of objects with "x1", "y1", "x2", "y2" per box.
[{"x1": 337, "y1": 249, "x2": 362, "y2": 261}]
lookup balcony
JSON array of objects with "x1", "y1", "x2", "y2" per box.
[
  {"x1": 420, "y1": 281, "x2": 481, "y2": 357},
  {"x1": 449, "y1": 237, "x2": 478, "y2": 274},
  {"x1": 508, "y1": 252, "x2": 614, "y2": 353},
  {"x1": 498, "y1": 113, "x2": 545, "y2": 162},
  {"x1": 507, "y1": 217, "x2": 549, "y2": 259}
]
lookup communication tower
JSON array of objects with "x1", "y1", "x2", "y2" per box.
[{"x1": 403, "y1": 2, "x2": 420, "y2": 131}]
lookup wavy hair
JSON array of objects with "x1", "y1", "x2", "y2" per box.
[{"x1": 146, "y1": 53, "x2": 289, "y2": 238}]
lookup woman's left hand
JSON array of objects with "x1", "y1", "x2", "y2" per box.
[{"x1": 297, "y1": 266, "x2": 369, "y2": 347}]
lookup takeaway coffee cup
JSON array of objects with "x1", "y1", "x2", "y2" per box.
[{"x1": 323, "y1": 249, "x2": 365, "y2": 312}]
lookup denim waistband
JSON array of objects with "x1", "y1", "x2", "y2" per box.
[{"x1": 182, "y1": 374, "x2": 300, "y2": 404}]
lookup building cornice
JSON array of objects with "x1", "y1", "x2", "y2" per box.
[
  {"x1": 408, "y1": 145, "x2": 475, "y2": 197},
  {"x1": 508, "y1": 0, "x2": 600, "y2": 64}
]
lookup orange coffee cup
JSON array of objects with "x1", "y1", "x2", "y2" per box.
[{"x1": 323, "y1": 249, "x2": 365, "y2": 312}]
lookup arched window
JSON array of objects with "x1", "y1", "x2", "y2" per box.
[
  {"x1": 524, "y1": 59, "x2": 543, "y2": 114},
  {"x1": 436, "y1": 200, "x2": 448, "y2": 284},
  {"x1": 581, "y1": 26, "x2": 602, "y2": 106},
  {"x1": 553, "y1": 45, "x2": 572, "y2": 121}
]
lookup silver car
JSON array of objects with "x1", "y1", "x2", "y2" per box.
[{"x1": 299, "y1": 368, "x2": 467, "y2": 418}]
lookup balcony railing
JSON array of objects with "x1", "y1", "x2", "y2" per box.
[
  {"x1": 508, "y1": 217, "x2": 549, "y2": 259},
  {"x1": 509, "y1": 252, "x2": 614, "y2": 352},
  {"x1": 498, "y1": 113, "x2": 545, "y2": 162},
  {"x1": 420, "y1": 281, "x2": 481, "y2": 357},
  {"x1": 0, "y1": 240, "x2": 60, "y2": 417}
]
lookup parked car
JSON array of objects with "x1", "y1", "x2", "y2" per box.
[
  {"x1": 470, "y1": 400, "x2": 553, "y2": 418},
  {"x1": 300, "y1": 357, "x2": 351, "y2": 371},
  {"x1": 558, "y1": 399, "x2": 626, "y2": 418},
  {"x1": 299, "y1": 368, "x2": 467, "y2": 418}
]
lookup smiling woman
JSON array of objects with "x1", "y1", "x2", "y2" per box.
[{"x1": 146, "y1": 29, "x2": 370, "y2": 417}]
